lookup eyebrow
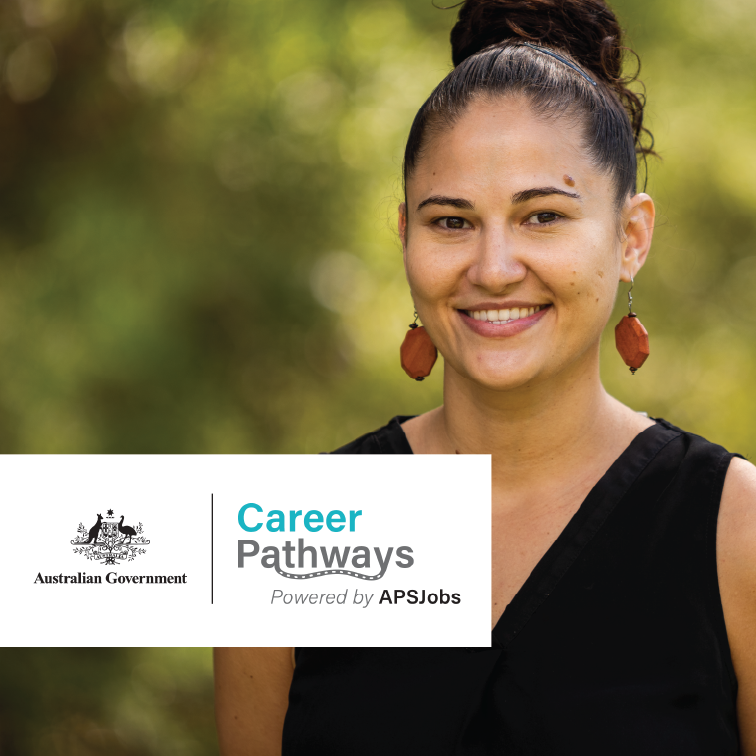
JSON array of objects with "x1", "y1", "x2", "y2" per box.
[
  {"x1": 416, "y1": 195, "x2": 475, "y2": 212},
  {"x1": 416, "y1": 187, "x2": 581, "y2": 213},
  {"x1": 511, "y1": 187, "x2": 581, "y2": 204}
]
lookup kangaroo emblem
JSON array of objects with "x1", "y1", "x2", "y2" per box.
[{"x1": 84, "y1": 514, "x2": 103, "y2": 544}]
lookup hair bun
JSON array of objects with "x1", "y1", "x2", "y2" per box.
[
  {"x1": 450, "y1": 0, "x2": 624, "y2": 85},
  {"x1": 449, "y1": 0, "x2": 653, "y2": 158}
]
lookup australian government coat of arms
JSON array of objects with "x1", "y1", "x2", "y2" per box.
[{"x1": 71, "y1": 510, "x2": 150, "y2": 565}]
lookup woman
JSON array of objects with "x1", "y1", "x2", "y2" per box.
[{"x1": 215, "y1": 0, "x2": 756, "y2": 752}]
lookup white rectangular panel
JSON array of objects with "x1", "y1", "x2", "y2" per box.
[{"x1": 0, "y1": 455, "x2": 492, "y2": 647}]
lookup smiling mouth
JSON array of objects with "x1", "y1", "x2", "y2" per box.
[{"x1": 461, "y1": 304, "x2": 551, "y2": 325}]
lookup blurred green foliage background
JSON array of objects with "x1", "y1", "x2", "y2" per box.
[
  {"x1": 0, "y1": 648, "x2": 215, "y2": 754},
  {"x1": 2, "y1": 0, "x2": 755, "y2": 752}
]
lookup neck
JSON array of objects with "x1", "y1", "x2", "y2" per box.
[{"x1": 436, "y1": 348, "x2": 627, "y2": 494}]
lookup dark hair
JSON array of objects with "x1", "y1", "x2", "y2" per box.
[{"x1": 403, "y1": 0, "x2": 655, "y2": 208}]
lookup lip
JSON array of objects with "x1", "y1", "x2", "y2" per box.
[
  {"x1": 458, "y1": 304, "x2": 551, "y2": 338},
  {"x1": 461, "y1": 301, "x2": 548, "y2": 311}
]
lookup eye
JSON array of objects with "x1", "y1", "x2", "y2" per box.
[
  {"x1": 436, "y1": 216, "x2": 471, "y2": 230},
  {"x1": 526, "y1": 212, "x2": 560, "y2": 225}
]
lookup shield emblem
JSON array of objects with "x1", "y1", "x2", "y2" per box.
[{"x1": 100, "y1": 521, "x2": 119, "y2": 547}]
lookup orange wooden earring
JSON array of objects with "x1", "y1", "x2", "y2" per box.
[
  {"x1": 400, "y1": 311, "x2": 437, "y2": 381},
  {"x1": 615, "y1": 277, "x2": 649, "y2": 375}
]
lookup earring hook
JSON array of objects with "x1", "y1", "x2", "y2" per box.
[{"x1": 628, "y1": 276, "x2": 635, "y2": 316}]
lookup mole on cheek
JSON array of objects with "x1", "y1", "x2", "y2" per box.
[{"x1": 564, "y1": 175, "x2": 576, "y2": 187}]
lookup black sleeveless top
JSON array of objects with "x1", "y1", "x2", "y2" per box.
[{"x1": 283, "y1": 416, "x2": 743, "y2": 755}]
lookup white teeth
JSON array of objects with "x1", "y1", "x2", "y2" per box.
[{"x1": 466, "y1": 305, "x2": 545, "y2": 323}]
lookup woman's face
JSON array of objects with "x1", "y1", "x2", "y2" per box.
[{"x1": 400, "y1": 96, "x2": 654, "y2": 391}]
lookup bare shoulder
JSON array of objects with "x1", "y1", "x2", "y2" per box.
[
  {"x1": 717, "y1": 457, "x2": 756, "y2": 755},
  {"x1": 214, "y1": 647, "x2": 295, "y2": 756},
  {"x1": 719, "y1": 456, "x2": 756, "y2": 561}
]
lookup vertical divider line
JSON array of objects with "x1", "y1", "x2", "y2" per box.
[{"x1": 211, "y1": 493, "x2": 214, "y2": 605}]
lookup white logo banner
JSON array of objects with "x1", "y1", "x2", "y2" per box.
[{"x1": 0, "y1": 455, "x2": 492, "y2": 647}]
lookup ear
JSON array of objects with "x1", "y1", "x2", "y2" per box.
[
  {"x1": 398, "y1": 202, "x2": 408, "y2": 261},
  {"x1": 619, "y1": 193, "x2": 655, "y2": 283}
]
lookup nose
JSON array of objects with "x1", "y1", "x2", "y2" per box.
[{"x1": 466, "y1": 222, "x2": 527, "y2": 293}]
